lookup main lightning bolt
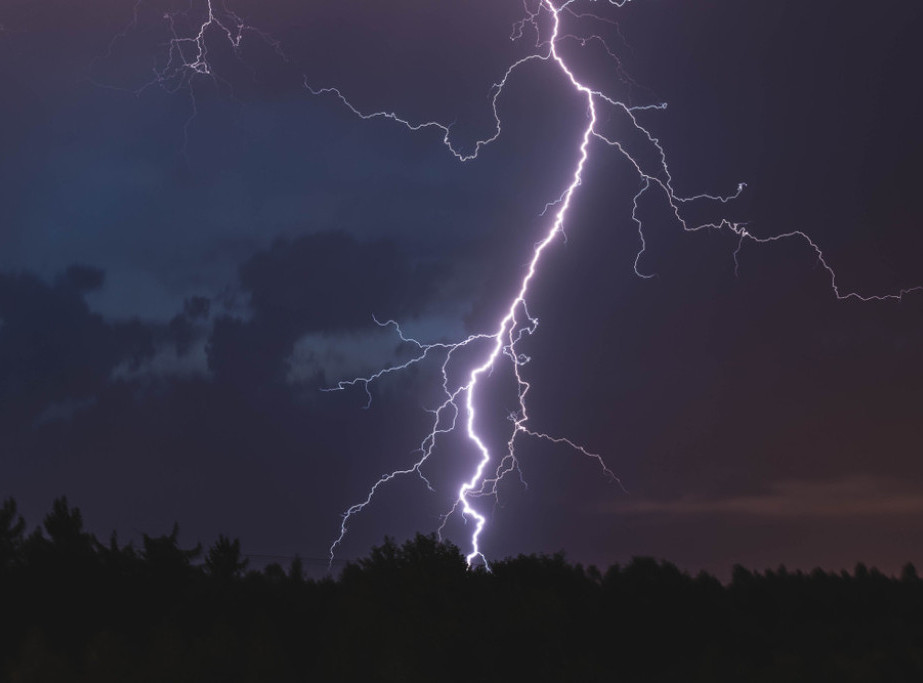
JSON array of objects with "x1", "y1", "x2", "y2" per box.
[
  {"x1": 315, "y1": 0, "x2": 921, "y2": 567},
  {"x1": 98, "y1": 0, "x2": 921, "y2": 568}
]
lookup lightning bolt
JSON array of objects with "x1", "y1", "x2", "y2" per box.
[
  {"x1": 98, "y1": 0, "x2": 921, "y2": 568},
  {"x1": 315, "y1": 0, "x2": 921, "y2": 567}
]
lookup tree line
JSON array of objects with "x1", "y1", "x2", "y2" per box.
[{"x1": 1, "y1": 496, "x2": 922, "y2": 682}]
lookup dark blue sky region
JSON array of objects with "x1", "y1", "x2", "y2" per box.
[{"x1": 1, "y1": 0, "x2": 922, "y2": 576}]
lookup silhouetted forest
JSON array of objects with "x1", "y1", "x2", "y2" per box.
[{"x1": 2, "y1": 497, "x2": 923, "y2": 681}]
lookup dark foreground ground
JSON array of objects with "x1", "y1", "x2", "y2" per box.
[{"x1": 2, "y1": 497, "x2": 922, "y2": 682}]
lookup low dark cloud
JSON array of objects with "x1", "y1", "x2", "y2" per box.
[
  {"x1": 241, "y1": 231, "x2": 436, "y2": 336},
  {"x1": 59, "y1": 264, "x2": 105, "y2": 293},
  {"x1": 0, "y1": 269, "x2": 153, "y2": 430},
  {"x1": 207, "y1": 230, "x2": 442, "y2": 390}
]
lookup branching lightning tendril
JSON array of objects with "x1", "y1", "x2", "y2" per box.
[{"x1": 100, "y1": 0, "x2": 921, "y2": 568}]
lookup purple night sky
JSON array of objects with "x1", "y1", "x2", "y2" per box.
[{"x1": 1, "y1": 0, "x2": 922, "y2": 577}]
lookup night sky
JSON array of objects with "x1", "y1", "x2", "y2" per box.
[{"x1": 1, "y1": 0, "x2": 922, "y2": 578}]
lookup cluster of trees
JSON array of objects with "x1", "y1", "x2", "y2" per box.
[{"x1": 2, "y1": 497, "x2": 923, "y2": 681}]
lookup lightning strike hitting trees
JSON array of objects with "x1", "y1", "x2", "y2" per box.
[{"x1": 100, "y1": 0, "x2": 920, "y2": 568}]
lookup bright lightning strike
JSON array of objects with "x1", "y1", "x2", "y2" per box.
[
  {"x1": 314, "y1": 0, "x2": 921, "y2": 567},
  {"x1": 99, "y1": 0, "x2": 921, "y2": 569}
]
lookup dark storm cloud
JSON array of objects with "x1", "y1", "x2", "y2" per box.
[
  {"x1": 166, "y1": 296, "x2": 210, "y2": 357},
  {"x1": 207, "y1": 230, "x2": 442, "y2": 388},
  {"x1": 58, "y1": 264, "x2": 106, "y2": 293},
  {"x1": 0, "y1": 242, "x2": 442, "y2": 556},
  {"x1": 0, "y1": 255, "x2": 445, "y2": 565},
  {"x1": 240, "y1": 231, "x2": 435, "y2": 336},
  {"x1": 0, "y1": 268, "x2": 153, "y2": 429}
]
